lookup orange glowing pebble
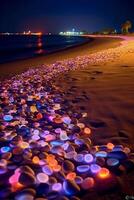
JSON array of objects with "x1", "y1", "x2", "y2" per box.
[
  {"x1": 53, "y1": 165, "x2": 61, "y2": 172},
  {"x1": 98, "y1": 168, "x2": 110, "y2": 178},
  {"x1": 46, "y1": 154, "x2": 55, "y2": 161},
  {"x1": 84, "y1": 127, "x2": 91, "y2": 135},
  {"x1": 107, "y1": 143, "x2": 115, "y2": 150},
  {"x1": 81, "y1": 177, "x2": 95, "y2": 190},
  {"x1": 32, "y1": 156, "x2": 40, "y2": 164},
  {"x1": 66, "y1": 172, "x2": 76, "y2": 180},
  {"x1": 53, "y1": 116, "x2": 63, "y2": 124},
  {"x1": 11, "y1": 183, "x2": 23, "y2": 192},
  {"x1": 36, "y1": 113, "x2": 43, "y2": 120},
  {"x1": 20, "y1": 142, "x2": 29, "y2": 149},
  {"x1": 49, "y1": 159, "x2": 58, "y2": 167},
  {"x1": 44, "y1": 134, "x2": 56, "y2": 142},
  {"x1": 21, "y1": 99, "x2": 26, "y2": 104},
  {"x1": 30, "y1": 105, "x2": 38, "y2": 113}
]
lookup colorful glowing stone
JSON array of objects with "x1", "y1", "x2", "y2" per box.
[
  {"x1": 66, "y1": 172, "x2": 76, "y2": 180},
  {"x1": 52, "y1": 183, "x2": 62, "y2": 191},
  {"x1": 3, "y1": 115, "x2": 13, "y2": 121},
  {"x1": 90, "y1": 164, "x2": 101, "y2": 173},
  {"x1": 77, "y1": 123, "x2": 85, "y2": 129},
  {"x1": 98, "y1": 168, "x2": 110, "y2": 178},
  {"x1": 9, "y1": 171, "x2": 21, "y2": 184},
  {"x1": 63, "y1": 180, "x2": 80, "y2": 195},
  {"x1": 81, "y1": 177, "x2": 94, "y2": 190},
  {"x1": 84, "y1": 154, "x2": 93, "y2": 163},
  {"x1": 107, "y1": 158, "x2": 119, "y2": 166},
  {"x1": 20, "y1": 142, "x2": 29, "y2": 149},
  {"x1": 1, "y1": 146, "x2": 11, "y2": 153},
  {"x1": 107, "y1": 142, "x2": 114, "y2": 150},
  {"x1": 95, "y1": 151, "x2": 107, "y2": 158},
  {"x1": 44, "y1": 134, "x2": 56, "y2": 141},
  {"x1": 75, "y1": 176, "x2": 83, "y2": 184},
  {"x1": 36, "y1": 173, "x2": 49, "y2": 183},
  {"x1": 84, "y1": 127, "x2": 91, "y2": 135},
  {"x1": 62, "y1": 116, "x2": 71, "y2": 125},
  {"x1": 60, "y1": 131, "x2": 68, "y2": 141},
  {"x1": 53, "y1": 165, "x2": 61, "y2": 172},
  {"x1": 74, "y1": 154, "x2": 84, "y2": 162},
  {"x1": 30, "y1": 105, "x2": 38, "y2": 113},
  {"x1": 31, "y1": 135, "x2": 40, "y2": 141},
  {"x1": 77, "y1": 165, "x2": 90, "y2": 173},
  {"x1": 42, "y1": 165, "x2": 53, "y2": 175},
  {"x1": 32, "y1": 156, "x2": 40, "y2": 164}
]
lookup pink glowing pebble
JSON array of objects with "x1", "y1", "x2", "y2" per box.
[
  {"x1": 66, "y1": 172, "x2": 76, "y2": 180},
  {"x1": 36, "y1": 173, "x2": 49, "y2": 183},
  {"x1": 81, "y1": 177, "x2": 95, "y2": 190},
  {"x1": 9, "y1": 171, "x2": 21, "y2": 184},
  {"x1": 33, "y1": 129, "x2": 40, "y2": 135},
  {"x1": 32, "y1": 135, "x2": 40, "y2": 141}
]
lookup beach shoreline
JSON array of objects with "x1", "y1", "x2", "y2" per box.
[{"x1": 0, "y1": 36, "x2": 123, "y2": 80}]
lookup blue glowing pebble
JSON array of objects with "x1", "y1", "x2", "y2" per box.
[
  {"x1": 3, "y1": 115, "x2": 13, "y2": 122},
  {"x1": 1, "y1": 146, "x2": 11, "y2": 153},
  {"x1": 50, "y1": 140, "x2": 64, "y2": 146},
  {"x1": 84, "y1": 154, "x2": 93, "y2": 163},
  {"x1": 90, "y1": 164, "x2": 101, "y2": 173},
  {"x1": 95, "y1": 151, "x2": 107, "y2": 158},
  {"x1": 107, "y1": 151, "x2": 127, "y2": 160},
  {"x1": 77, "y1": 165, "x2": 90, "y2": 173},
  {"x1": 107, "y1": 158, "x2": 119, "y2": 166},
  {"x1": 75, "y1": 176, "x2": 83, "y2": 184},
  {"x1": 15, "y1": 193, "x2": 34, "y2": 200},
  {"x1": 63, "y1": 180, "x2": 80, "y2": 196},
  {"x1": 42, "y1": 165, "x2": 53, "y2": 175}
]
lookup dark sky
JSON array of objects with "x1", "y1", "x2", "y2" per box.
[{"x1": 0, "y1": 0, "x2": 134, "y2": 33}]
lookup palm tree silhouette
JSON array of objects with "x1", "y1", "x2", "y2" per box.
[{"x1": 121, "y1": 20, "x2": 132, "y2": 34}]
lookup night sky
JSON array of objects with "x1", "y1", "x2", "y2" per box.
[{"x1": 0, "y1": 0, "x2": 134, "y2": 33}]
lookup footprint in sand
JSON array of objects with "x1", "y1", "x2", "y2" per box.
[
  {"x1": 118, "y1": 130, "x2": 129, "y2": 139},
  {"x1": 89, "y1": 119, "x2": 107, "y2": 128}
]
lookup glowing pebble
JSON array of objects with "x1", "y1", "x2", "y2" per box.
[
  {"x1": 3, "y1": 115, "x2": 13, "y2": 122},
  {"x1": 81, "y1": 177, "x2": 94, "y2": 190},
  {"x1": 20, "y1": 142, "x2": 29, "y2": 149},
  {"x1": 77, "y1": 123, "x2": 85, "y2": 129},
  {"x1": 98, "y1": 168, "x2": 110, "y2": 178},
  {"x1": 95, "y1": 151, "x2": 107, "y2": 158},
  {"x1": 75, "y1": 176, "x2": 83, "y2": 184},
  {"x1": 77, "y1": 165, "x2": 90, "y2": 173},
  {"x1": 60, "y1": 131, "x2": 68, "y2": 141},
  {"x1": 62, "y1": 116, "x2": 71, "y2": 125},
  {"x1": 123, "y1": 147, "x2": 131, "y2": 154},
  {"x1": 1, "y1": 146, "x2": 11, "y2": 153},
  {"x1": 53, "y1": 165, "x2": 61, "y2": 172},
  {"x1": 90, "y1": 164, "x2": 101, "y2": 173},
  {"x1": 32, "y1": 156, "x2": 40, "y2": 164},
  {"x1": 84, "y1": 127, "x2": 91, "y2": 135},
  {"x1": 9, "y1": 171, "x2": 20, "y2": 184},
  {"x1": 74, "y1": 154, "x2": 84, "y2": 162},
  {"x1": 37, "y1": 173, "x2": 49, "y2": 183},
  {"x1": 107, "y1": 158, "x2": 119, "y2": 166},
  {"x1": 84, "y1": 154, "x2": 93, "y2": 163},
  {"x1": 30, "y1": 105, "x2": 38, "y2": 113},
  {"x1": 33, "y1": 129, "x2": 40, "y2": 135},
  {"x1": 42, "y1": 165, "x2": 53, "y2": 175},
  {"x1": 44, "y1": 134, "x2": 56, "y2": 141},
  {"x1": 32, "y1": 135, "x2": 40, "y2": 141},
  {"x1": 66, "y1": 172, "x2": 76, "y2": 180},
  {"x1": 52, "y1": 183, "x2": 62, "y2": 191},
  {"x1": 107, "y1": 143, "x2": 115, "y2": 150}
]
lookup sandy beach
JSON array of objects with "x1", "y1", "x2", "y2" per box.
[{"x1": 0, "y1": 36, "x2": 134, "y2": 200}]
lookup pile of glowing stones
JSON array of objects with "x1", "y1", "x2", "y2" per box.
[{"x1": 0, "y1": 52, "x2": 133, "y2": 199}]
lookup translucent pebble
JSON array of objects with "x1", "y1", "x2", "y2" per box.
[
  {"x1": 77, "y1": 123, "x2": 85, "y2": 129},
  {"x1": 20, "y1": 142, "x2": 29, "y2": 149},
  {"x1": 95, "y1": 151, "x2": 107, "y2": 158},
  {"x1": 107, "y1": 143, "x2": 115, "y2": 150},
  {"x1": 77, "y1": 165, "x2": 90, "y2": 173},
  {"x1": 37, "y1": 173, "x2": 49, "y2": 183},
  {"x1": 33, "y1": 129, "x2": 40, "y2": 135},
  {"x1": 1, "y1": 146, "x2": 11, "y2": 153},
  {"x1": 84, "y1": 154, "x2": 93, "y2": 163},
  {"x1": 90, "y1": 164, "x2": 101, "y2": 173},
  {"x1": 107, "y1": 158, "x2": 119, "y2": 166},
  {"x1": 52, "y1": 183, "x2": 62, "y2": 191},
  {"x1": 98, "y1": 168, "x2": 110, "y2": 178},
  {"x1": 3, "y1": 115, "x2": 13, "y2": 122},
  {"x1": 42, "y1": 165, "x2": 53, "y2": 175},
  {"x1": 62, "y1": 116, "x2": 71, "y2": 125},
  {"x1": 32, "y1": 135, "x2": 40, "y2": 141},
  {"x1": 30, "y1": 105, "x2": 38, "y2": 113},
  {"x1": 66, "y1": 172, "x2": 76, "y2": 180},
  {"x1": 74, "y1": 154, "x2": 84, "y2": 162},
  {"x1": 84, "y1": 127, "x2": 91, "y2": 135},
  {"x1": 81, "y1": 177, "x2": 94, "y2": 189},
  {"x1": 65, "y1": 151, "x2": 77, "y2": 159},
  {"x1": 60, "y1": 131, "x2": 68, "y2": 141},
  {"x1": 75, "y1": 176, "x2": 83, "y2": 184}
]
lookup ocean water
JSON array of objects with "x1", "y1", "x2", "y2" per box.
[{"x1": 0, "y1": 35, "x2": 90, "y2": 64}]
